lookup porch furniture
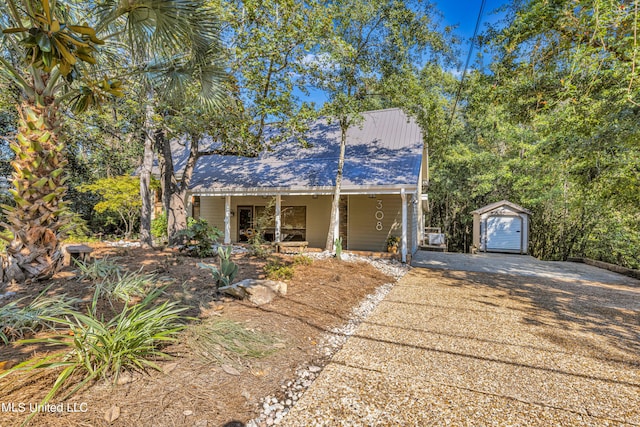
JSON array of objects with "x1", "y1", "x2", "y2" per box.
[{"x1": 274, "y1": 241, "x2": 309, "y2": 254}]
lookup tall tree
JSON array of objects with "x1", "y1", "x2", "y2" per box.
[
  {"x1": 0, "y1": 0, "x2": 222, "y2": 282},
  {"x1": 313, "y1": 0, "x2": 448, "y2": 251},
  {"x1": 218, "y1": 0, "x2": 328, "y2": 151}
]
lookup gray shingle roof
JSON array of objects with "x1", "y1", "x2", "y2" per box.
[{"x1": 175, "y1": 108, "x2": 423, "y2": 194}]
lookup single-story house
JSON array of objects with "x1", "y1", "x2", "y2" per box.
[
  {"x1": 471, "y1": 200, "x2": 531, "y2": 254},
  {"x1": 170, "y1": 108, "x2": 427, "y2": 262}
]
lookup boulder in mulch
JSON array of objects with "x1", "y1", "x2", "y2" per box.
[{"x1": 219, "y1": 279, "x2": 287, "y2": 305}]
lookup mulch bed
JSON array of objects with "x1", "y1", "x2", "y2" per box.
[{"x1": 0, "y1": 244, "x2": 393, "y2": 426}]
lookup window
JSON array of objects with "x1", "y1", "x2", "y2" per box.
[{"x1": 254, "y1": 206, "x2": 306, "y2": 241}]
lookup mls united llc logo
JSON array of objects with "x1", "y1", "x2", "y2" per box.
[{"x1": 1, "y1": 402, "x2": 88, "y2": 413}]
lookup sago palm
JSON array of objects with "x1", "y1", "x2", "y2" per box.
[{"x1": 0, "y1": 0, "x2": 224, "y2": 283}]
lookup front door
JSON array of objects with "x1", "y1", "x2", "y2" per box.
[{"x1": 238, "y1": 206, "x2": 254, "y2": 242}]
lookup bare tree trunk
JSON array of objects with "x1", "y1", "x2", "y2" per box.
[
  {"x1": 159, "y1": 132, "x2": 201, "y2": 246},
  {"x1": 139, "y1": 89, "x2": 155, "y2": 248},
  {"x1": 325, "y1": 122, "x2": 348, "y2": 251}
]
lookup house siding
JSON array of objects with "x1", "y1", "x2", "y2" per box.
[
  {"x1": 199, "y1": 197, "x2": 226, "y2": 231},
  {"x1": 197, "y1": 195, "x2": 331, "y2": 248},
  {"x1": 348, "y1": 195, "x2": 403, "y2": 252}
]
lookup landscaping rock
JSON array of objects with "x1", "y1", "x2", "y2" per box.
[{"x1": 219, "y1": 279, "x2": 287, "y2": 305}]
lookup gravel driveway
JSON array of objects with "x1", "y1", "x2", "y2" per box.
[{"x1": 281, "y1": 254, "x2": 640, "y2": 426}]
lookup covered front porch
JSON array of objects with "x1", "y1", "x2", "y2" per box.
[{"x1": 188, "y1": 188, "x2": 421, "y2": 263}]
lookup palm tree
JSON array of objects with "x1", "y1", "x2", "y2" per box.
[{"x1": 0, "y1": 0, "x2": 223, "y2": 282}]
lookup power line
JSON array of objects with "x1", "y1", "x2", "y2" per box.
[{"x1": 445, "y1": 0, "x2": 487, "y2": 138}]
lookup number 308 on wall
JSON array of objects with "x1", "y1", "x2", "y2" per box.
[{"x1": 375, "y1": 200, "x2": 383, "y2": 231}]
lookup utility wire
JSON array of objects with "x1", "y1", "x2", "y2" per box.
[{"x1": 445, "y1": 0, "x2": 487, "y2": 138}]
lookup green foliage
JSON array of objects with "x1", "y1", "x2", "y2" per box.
[
  {"x1": 248, "y1": 198, "x2": 275, "y2": 258},
  {"x1": 184, "y1": 319, "x2": 279, "y2": 366},
  {"x1": 152, "y1": 211, "x2": 168, "y2": 239},
  {"x1": 177, "y1": 218, "x2": 222, "y2": 258},
  {"x1": 0, "y1": 288, "x2": 188, "y2": 417},
  {"x1": 77, "y1": 176, "x2": 141, "y2": 238},
  {"x1": 198, "y1": 246, "x2": 239, "y2": 288},
  {"x1": 264, "y1": 258, "x2": 294, "y2": 281},
  {"x1": 334, "y1": 237, "x2": 343, "y2": 258},
  {"x1": 385, "y1": 236, "x2": 400, "y2": 248},
  {"x1": 0, "y1": 289, "x2": 79, "y2": 344},
  {"x1": 73, "y1": 257, "x2": 122, "y2": 281},
  {"x1": 95, "y1": 269, "x2": 156, "y2": 304},
  {"x1": 292, "y1": 255, "x2": 313, "y2": 266}
]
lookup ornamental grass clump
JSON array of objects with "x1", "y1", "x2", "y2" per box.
[
  {"x1": 0, "y1": 287, "x2": 189, "y2": 421},
  {"x1": 96, "y1": 268, "x2": 156, "y2": 304},
  {"x1": 73, "y1": 257, "x2": 122, "y2": 281},
  {"x1": 185, "y1": 319, "x2": 279, "y2": 366},
  {"x1": 0, "y1": 289, "x2": 79, "y2": 344}
]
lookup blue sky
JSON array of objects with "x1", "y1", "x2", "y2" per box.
[
  {"x1": 434, "y1": 0, "x2": 508, "y2": 41},
  {"x1": 299, "y1": 0, "x2": 510, "y2": 107}
]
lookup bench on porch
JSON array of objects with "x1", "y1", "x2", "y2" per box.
[
  {"x1": 274, "y1": 241, "x2": 309, "y2": 254},
  {"x1": 63, "y1": 244, "x2": 94, "y2": 266}
]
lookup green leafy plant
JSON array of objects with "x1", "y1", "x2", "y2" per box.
[
  {"x1": 264, "y1": 258, "x2": 294, "y2": 281},
  {"x1": 0, "y1": 289, "x2": 79, "y2": 344},
  {"x1": 198, "y1": 246, "x2": 239, "y2": 288},
  {"x1": 248, "y1": 198, "x2": 275, "y2": 258},
  {"x1": 292, "y1": 255, "x2": 313, "y2": 266},
  {"x1": 73, "y1": 257, "x2": 122, "y2": 281},
  {"x1": 77, "y1": 176, "x2": 142, "y2": 239},
  {"x1": 177, "y1": 218, "x2": 222, "y2": 257},
  {"x1": 151, "y1": 211, "x2": 168, "y2": 240},
  {"x1": 0, "y1": 288, "x2": 188, "y2": 421},
  {"x1": 96, "y1": 269, "x2": 156, "y2": 304},
  {"x1": 334, "y1": 237, "x2": 343, "y2": 258},
  {"x1": 184, "y1": 319, "x2": 279, "y2": 366},
  {"x1": 386, "y1": 235, "x2": 400, "y2": 248}
]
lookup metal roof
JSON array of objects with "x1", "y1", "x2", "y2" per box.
[
  {"x1": 172, "y1": 108, "x2": 424, "y2": 194},
  {"x1": 471, "y1": 200, "x2": 532, "y2": 215}
]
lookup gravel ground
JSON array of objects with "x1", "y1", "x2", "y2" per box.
[
  {"x1": 280, "y1": 264, "x2": 640, "y2": 426},
  {"x1": 247, "y1": 255, "x2": 408, "y2": 427}
]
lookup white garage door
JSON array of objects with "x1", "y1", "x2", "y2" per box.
[{"x1": 485, "y1": 216, "x2": 522, "y2": 252}]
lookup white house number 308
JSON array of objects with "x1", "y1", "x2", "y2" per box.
[{"x1": 375, "y1": 200, "x2": 384, "y2": 231}]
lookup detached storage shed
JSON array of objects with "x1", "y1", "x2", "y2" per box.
[{"x1": 472, "y1": 201, "x2": 531, "y2": 254}]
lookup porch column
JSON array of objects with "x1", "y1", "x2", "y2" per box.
[
  {"x1": 224, "y1": 196, "x2": 231, "y2": 245},
  {"x1": 275, "y1": 194, "x2": 281, "y2": 242},
  {"x1": 401, "y1": 189, "x2": 407, "y2": 263},
  {"x1": 186, "y1": 195, "x2": 193, "y2": 219}
]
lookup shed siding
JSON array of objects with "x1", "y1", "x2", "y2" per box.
[
  {"x1": 477, "y1": 205, "x2": 529, "y2": 254},
  {"x1": 348, "y1": 195, "x2": 402, "y2": 252}
]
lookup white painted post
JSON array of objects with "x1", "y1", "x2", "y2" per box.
[
  {"x1": 275, "y1": 194, "x2": 281, "y2": 242},
  {"x1": 401, "y1": 189, "x2": 407, "y2": 263},
  {"x1": 186, "y1": 195, "x2": 193, "y2": 219},
  {"x1": 224, "y1": 196, "x2": 231, "y2": 244}
]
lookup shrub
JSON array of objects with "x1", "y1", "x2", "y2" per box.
[
  {"x1": 0, "y1": 289, "x2": 80, "y2": 344},
  {"x1": 264, "y1": 259, "x2": 294, "y2": 281},
  {"x1": 177, "y1": 218, "x2": 222, "y2": 257},
  {"x1": 198, "y1": 246, "x2": 239, "y2": 289},
  {"x1": 151, "y1": 211, "x2": 168, "y2": 239},
  {"x1": 292, "y1": 255, "x2": 313, "y2": 266},
  {"x1": 0, "y1": 288, "x2": 189, "y2": 419}
]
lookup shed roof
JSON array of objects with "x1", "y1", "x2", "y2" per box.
[
  {"x1": 471, "y1": 200, "x2": 532, "y2": 216},
  {"x1": 171, "y1": 108, "x2": 423, "y2": 195}
]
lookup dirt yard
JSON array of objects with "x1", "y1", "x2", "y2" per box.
[{"x1": 0, "y1": 244, "x2": 394, "y2": 427}]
